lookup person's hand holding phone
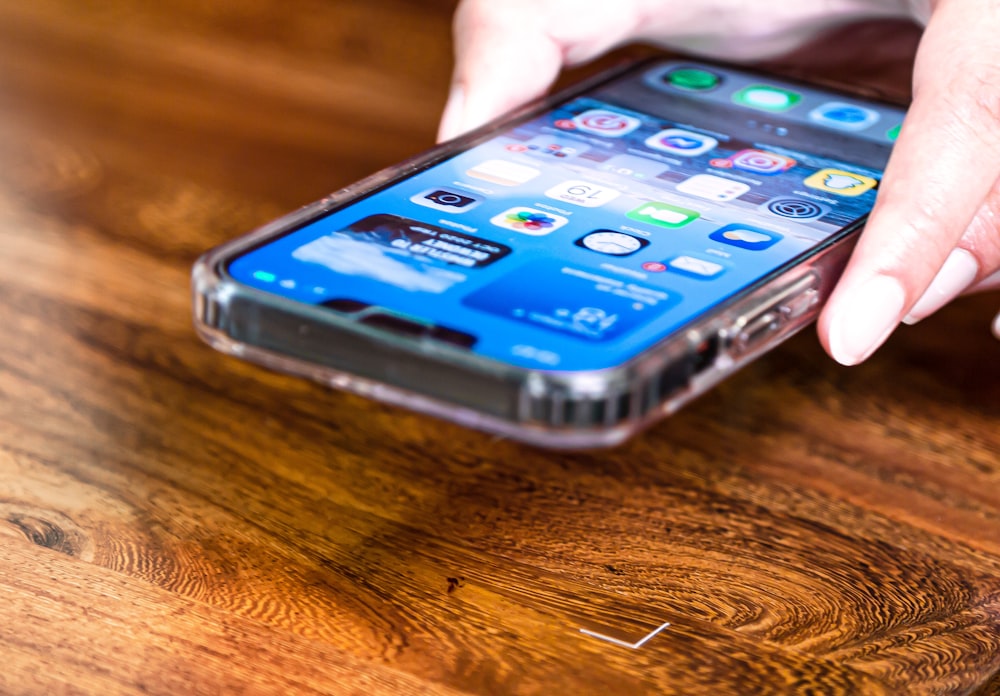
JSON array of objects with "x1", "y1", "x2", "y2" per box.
[{"x1": 438, "y1": 0, "x2": 1000, "y2": 364}]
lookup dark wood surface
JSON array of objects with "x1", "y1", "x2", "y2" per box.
[{"x1": 1, "y1": 2, "x2": 998, "y2": 693}]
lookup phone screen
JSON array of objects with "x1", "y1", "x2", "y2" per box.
[{"x1": 227, "y1": 61, "x2": 905, "y2": 371}]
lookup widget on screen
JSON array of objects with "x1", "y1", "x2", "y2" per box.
[
  {"x1": 462, "y1": 262, "x2": 681, "y2": 342},
  {"x1": 491, "y1": 207, "x2": 569, "y2": 235},
  {"x1": 291, "y1": 214, "x2": 511, "y2": 294},
  {"x1": 546, "y1": 180, "x2": 621, "y2": 208},
  {"x1": 709, "y1": 224, "x2": 783, "y2": 251},
  {"x1": 410, "y1": 188, "x2": 483, "y2": 213}
]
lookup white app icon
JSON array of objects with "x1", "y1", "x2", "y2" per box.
[
  {"x1": 676, "y1": 174, "x2": 751, "y2": 202},
  {"x1": 466, "y1": 160, "x2": 541, "y2": 187},
  {"x1": 645, "y1": 129, "x2": 718, "y2": 156},
  {"x1": 668, "y1": 255, "x2": 724, "y2": 278},
  {"x1": 808, "y1": 102, "x2": 881, "y2": 132},
  {"x1": 545, "y1": 180, "x2": 621, "y2": 208},
  {"x1": 572, "y1": 109, "x2": 642, "y2": 138}
]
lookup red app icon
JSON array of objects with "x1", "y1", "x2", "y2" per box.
[{"x1": 724, "y1": 149, "x2": 796, "y2": 175}]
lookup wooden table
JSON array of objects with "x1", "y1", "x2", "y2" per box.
[{"x1": 2, "y1": 2, "x2": 998, "y2": 693}]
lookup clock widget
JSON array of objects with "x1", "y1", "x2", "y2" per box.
[{"x1": 575, "y1": 230, "x2": 650, "y2": 257}]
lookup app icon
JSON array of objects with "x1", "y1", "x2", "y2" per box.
[
  {"x1": 764, "y1": 197, "x2": 826, "y2": 220},
  {"x1": 466, "y1": 159, "x2": 541, "y2": 187},
  {"x1": 732, "y1": 85, "x2": 802, "y2": 112},
  {"x1": 571, "y1": 109, "x2": 643, "y2": 137},
  {"x1": 410, "y1": 188, "x2": 483, "y2": 213},
  {"x1": 545, "y1": 180, "x2": 621, "y2": 208},
  {"x1": 491, "y1": 207, "x2": 568, "y2": 235},
  {"x1": 809, "y1": 102, "x2": 881, "y2": 131},
  {"x1": 666, "y1": 67, "x2": 722, "y2": 91},
  {"x1": 665, "y1": 255, "x2": 726, "y2": 279},
  {"x1": 804, "y1": 169, "x2": 878, "y2": 197},
  {"x1": 645, "y1": 129, "x2": 719, "y2": 157},
  {"x1": 709, "y1": 224, "x2": 783, "y2": 250},
  {"x1": 575, "y1": 230, "x2": 650, "y2": 256},
  {"x1": 723, "y1": 149, "x2": 797, "y2": 175},
  {"x1": 626, "y1": 201, "x2": 701, "y2": 228},
  {"x1": 676, "y1": 174, "x2": 751, "y2": 202}
]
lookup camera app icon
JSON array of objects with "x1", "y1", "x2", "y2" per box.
[{"x1": 411, "y1": 187, "x2": 484, "y2": 213}]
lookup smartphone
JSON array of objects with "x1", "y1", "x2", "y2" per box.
[{"x1": 192, "y1": 57, "x2": 906, "y2": 448}]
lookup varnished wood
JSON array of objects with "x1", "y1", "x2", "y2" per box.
[{"x1": 1, "y1": 3, "x2": 998, "y2": 694}]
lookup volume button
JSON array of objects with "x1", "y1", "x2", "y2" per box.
[
  {"x1": 734, "y1": 311, "x2": 782, "y2": 354},
  {"x1": 779, "y1": 287, "x2": 819, "y2": 320}
]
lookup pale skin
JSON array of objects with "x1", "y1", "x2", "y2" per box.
[{"x1": 437, "y1": 0, "x2": 1000, "y2": 365}]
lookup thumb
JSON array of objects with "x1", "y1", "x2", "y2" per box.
[{"x1": 438, "y1": 0, "x2": 642, "y2": 142}]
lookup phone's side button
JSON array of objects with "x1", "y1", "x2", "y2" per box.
[
  {"x1": 778, "y1": 287, "x2": 820, "y2": 321},
  {"x1": 733, "y1": 311, "x2": 783, "y2": 355}
]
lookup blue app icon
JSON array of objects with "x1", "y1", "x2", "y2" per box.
[
  {"x1": 709, "y1": 224, "x2": 783, "y2": 251},
  {"x1": 809, "y1": 102, "x2": 880, "y2": 132}
]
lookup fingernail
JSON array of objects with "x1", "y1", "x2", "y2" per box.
[
  {"x1": 902, "y1": 248, "x2": 979, "y2": 325},
  {"x1": 828, "y1": 274, "x2": 907, "y2": 366},
  {"x1": 437, "y1": 85, "x2": 466, "y2": 142},
  {"x1": 993, "y1": 311, "x2": 1000, "y2": 341}
]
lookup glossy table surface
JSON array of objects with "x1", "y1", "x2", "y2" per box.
[{"x1": 1, "y1": 2, "x2": 998, "y2": 694}]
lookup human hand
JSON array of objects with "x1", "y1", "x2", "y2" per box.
[
  {"x1": 817, "y1": 0, "x2": 1000, "y2": 363},
  {"x1": 438, "y1": 0, "x2": 1000, "y2": 361}
]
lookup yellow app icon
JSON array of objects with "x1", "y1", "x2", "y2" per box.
[{"x1": 804, "y1": 169, "x2": 878, "y2": 197}]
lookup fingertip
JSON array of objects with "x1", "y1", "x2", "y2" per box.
[
  {"x1": 442, "y1": 1, "x2": 562, "y2": 141},
  {"x1": 823, "y1": 274, "x2": 907, "y2": 366},
  {"x1": 437, "y1": 85, "x2": 465, "y2": 143},
  {"x1": 902, "y1": 247, "x2": 980, "y2": 324}
]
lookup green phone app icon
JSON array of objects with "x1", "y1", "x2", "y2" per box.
[
  {"x1": 667, "y1": 68, "x2": 721, "y2": 91},
  {"x1": 732, "y1": 84, "x2": 802, "y2": 113},
  {"x1": 626, "y1": 201, "x2": 700, "y2": 229}
]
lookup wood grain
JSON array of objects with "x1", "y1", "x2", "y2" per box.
[{"x1": 1, "y1": 2, "x2": 998, "y2": 694}]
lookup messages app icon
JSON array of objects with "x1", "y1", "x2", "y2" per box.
[
  {"x1": 626, "y1": 201, "x2": 700, "y2": 229},
  {"x1": 732, "y1": 85, "x2": 802, "y2": 113}
]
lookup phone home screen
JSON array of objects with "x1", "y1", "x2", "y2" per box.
[{"x1": 227, "y1": 62, "x2": 905, "y2": 371}]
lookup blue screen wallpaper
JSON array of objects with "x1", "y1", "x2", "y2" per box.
[{"x1": 228, "y1": 62, "x2": 905, "y2": 371}]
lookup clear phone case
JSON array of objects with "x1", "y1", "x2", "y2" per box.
[{"x1": 192, "y1": 61, "x2": 864, "y2": 449}]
